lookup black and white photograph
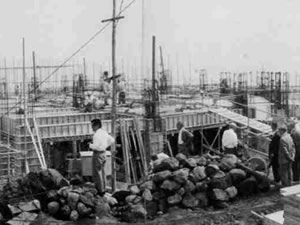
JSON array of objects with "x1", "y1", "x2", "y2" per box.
[{"x1": 0, "y1": 0, "x2": 299, "y2": 224}]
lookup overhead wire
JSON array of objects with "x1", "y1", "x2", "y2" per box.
[{"x1": 6, "y1": 0, "x2": 137, "y2": 114}]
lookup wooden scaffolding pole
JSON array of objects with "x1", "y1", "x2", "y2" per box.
[{"x1": 110, "y1": 0, "x2": 118, "y2": 192}]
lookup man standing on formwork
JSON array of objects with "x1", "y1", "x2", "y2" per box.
[
  {"x1": 222, "y1": 122, "x2": 238, "y2": 156},
  {"x1": 89, "y1": 119, "x2": 115, "y2": 196},
  {"x1": 177, "y1": 121, "x2": 194, "y2": 157},
  {"x1": 278, "y1": 124, "x2": 295, "y2": 187}
]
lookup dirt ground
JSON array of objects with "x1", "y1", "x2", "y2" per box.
[{"x1": 32, "y1": 189, "x2": 282, "y2": 225}]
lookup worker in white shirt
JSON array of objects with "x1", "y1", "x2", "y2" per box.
[
  {"x1": 222, "y1": 122, "x2": 238, "y2": 155},
  {"x1": 89, "y1": 119, "x2": 115, "y2": 196}
]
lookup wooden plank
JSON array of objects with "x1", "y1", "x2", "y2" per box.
[
  {"x1": 33, "y1": 117, "x2": 47, "y2": 168},
  {"x1": 25, "y1": 119, "x2": 45, "y2": 170},
  {"x1": 120, "y1": 119, "x2": 131, "y2": 183},
  {"x1": 280, "y1": 184, "x2": 300, "y2": 197}
]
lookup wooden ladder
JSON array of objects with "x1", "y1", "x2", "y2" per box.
[{"x1": 25, "y1": 117, "x2": 47, "y2": 170}]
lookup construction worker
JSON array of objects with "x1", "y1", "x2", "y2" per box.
[
  {"x1": 278, "y1": 124, "x2": 295, "y2": 187},
  {"x1": 89, "y1": 119, "x2": 115, "y2": 196},
  {"x1": 116, "y1": 76, "x2": 126, "y2": 105},
  {"x1": 177, "y1": 121, "x2": 194, "y2": 157},
  {"x1": 101, "y1": 71, "x2": 111, "y2": 106},
  {"x1": 291, "y1": 121, "x2": 300, "y2": 182},
  {"x1": 268, "y1": 122, "x2": 281, "y2": 183},
  {"x1": 222, "y1": 122, "x2": 238, "y2": 155}
]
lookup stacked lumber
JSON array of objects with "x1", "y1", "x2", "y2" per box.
[
  {"x1": 119, "y1": 118, "x2": 148, "y2": 183},
  {"x1": 111, "y1": 153, "x2": 271, "y2": 223},
  {"x1": 281, "y1": 184, "x2": 300, "y2": 225}
]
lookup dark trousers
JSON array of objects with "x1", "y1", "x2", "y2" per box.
[
  {"x1": 118, "y1": 92, "x2": 126, "y2": 104},
  {"x1": 292, "y1": 151, "x2": 300, "y2": 182},
  {"x1": 224, "y1": 147, "x2": 238, "y2": 156},
  {"x1": 279, "y1": 162, "x2": 293, "y2": 187},
  {"x1": 271, "y1": 158, "x2": 280, "y2": 183},
  {"x1": 178, "y1": 145, "x2": 190, "y2": 157},
  {"x1": 92, "y1": 151, "x2": 106, "y2": 193}
]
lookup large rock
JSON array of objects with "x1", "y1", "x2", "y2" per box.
[
  {"x1": 172, "y1": 168, "x2": 189, "y2": 184},
  {"x1": 57, "y1": 186, "x2": 72, "y2": 198},
  {"x1": 129, "y1": 185, "x2": 140, "y2": 195},
  {"x1": 225, "y1": 186, "x2": 238, "y2": 199},
  {"x1": 195, "y1": 156, "x2": 207, "y2": 166},
  {"x1": 152, "y1": 170, "x2": 172, "y2": 183},
  {"x1": 60, "y1": 205, "x2": 71, "y2": 219},
  {"x1": 182, "y1": 193, "x2": 199, "y2": 208},
  {"x1": 237, "y1": 176, "x2": 258, "y2": 196},
  {"x1": 255, "y1": 172, "x2": 270, "y2": 192},
  {"x1": 167, "y1": 193, "x2": 182, "y2": 205},
  {"x1": 175, "y1": 153, "x2": 187, "y2": 163},
  {"x1": 130, "y1": 203, "x2": 147, "y2": 218},
  {"x1": 125, "y1": 195, "x2": 137, "y2": 203},
  {"x1": 229, "y1": 168, "x2": 247, "y2": 185},
  {"x1": 139, "y1": 180, "x2": 156, "y2": 192},
  {"x1": 209, "y1": 171, "x2": 232, "y2": 190},
  {"x1": 47, "y1": 201, "x2": 60, "y2": 215},
  {"x1": 152, "y1": 191, "x2": 166, "y2": 201},
  {"x1": 142, "y1": 189, "x2": 153, "y2": 201},
  {"x1": 219, "y1": 154, "x2": 239, "y2": 171},
  {"x1": 184, "y1": 180, "x2": 196, "y2": 193},
  {"x1": 160, "y1": 180, "x2": 181, "y2": 191},
  {"x1": 185, "y1": 158, "x2": 197, "y2": 168},
  {"x1": 80, "y1": 193, "x2": 94, "y2": 208},
  {"x1": 194, "y1": 192, "x2": 208, "y2": 208},
  {"x1": 7, "y1": 212, "x2": 38, "y2": 225},
  {"x1": 195, "y1": 181, "x2": 208, "y2": 192},
  {"x1": 70, "y1": 210, "x2": 79, "y2": 221},
  {"x1": 83, "y1": 182, "x2": 98, "y2": 196},
  {"x1": 112, "y1": 190, "x2": 131, "y2": 204},
  {"x1": 77, "y1": 202, "x2": 92, "y2": 216},
  {"x1": 7, "y1": 204, "x2": 22, "y2": 216},
  {"x1": 18, "y1": 200, "x2": 41, "y2": 212},
  {"x1": 205, "y1": 164, "x2": 220, "y2": 177},
  {"x1": 177, "y1": 187, "x2": 186, "y2": 196},
  {"x1": 67, "y1": 192, "x2": 80, "y2": 210},
  {"x1": 153, "y1": 158, "x2": 179, "y2": 173},
  {"x1": 145, "y1": 201, "x2": 158, "y2": 218},
  {"x1": 210, "y1": 189, "x2": 229, "y2": 201},
  {"x1": 192, "y1": 166, "x2": 206, "y2": 182}
]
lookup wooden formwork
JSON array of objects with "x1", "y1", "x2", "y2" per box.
[{"x1": 162, "y1": 110, "x2": 223, "y2": 133}]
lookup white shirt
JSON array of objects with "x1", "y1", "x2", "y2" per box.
[
  {"x1": 89, "y1": 128, "x2": 115, "y2": 152},
  {"x1": 222, "y1": 129, "x2": 238, "y2": 149}
]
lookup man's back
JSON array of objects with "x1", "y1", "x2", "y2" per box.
[
  {"x1": 222, "y1": 129, "x2": 238, "y2": 148},
  {"x1": 279, "y1": 133, "x2": 295, "y2": 164}
]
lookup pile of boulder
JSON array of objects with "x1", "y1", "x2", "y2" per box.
[
  {"x1": 0, "y1": 169, "x2": 113, "y2": 223},
  {"x1": 111, "y1": 153, "x2": 271, "y2": 223}
]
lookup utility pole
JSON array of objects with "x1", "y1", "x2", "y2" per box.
[
  {"x1": 102, "y1": 0, "x2": 124, "y2": 192},
  {"x1": 32, "y1": 51, "x2": 37, "y2": 101},
  {"x1": 152, "y1": 36, "x2": 156, "y2": 102}
]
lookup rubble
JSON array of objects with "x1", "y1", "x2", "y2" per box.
[
  {"x1": 0, "y1": 169, "x2": 115, "y2": 223},
  {"x1": 0, "y1": 154, "x2": 272, "y2": 224},
  {"x1": 111, "y1": 153, "x2": 271, "y2": 223}
]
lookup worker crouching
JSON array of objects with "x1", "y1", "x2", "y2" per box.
[{"x1": 89, "y1": 119, "x2": 115, "y2": 196}]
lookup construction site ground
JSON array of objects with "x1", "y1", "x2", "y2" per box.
[{"x1": 32, "y1": 189, "x2": 282, "y2": 225}]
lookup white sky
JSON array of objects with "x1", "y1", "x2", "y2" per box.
[{"x1": 1, "y1": 0, "x2": 300, "y2": 83}]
